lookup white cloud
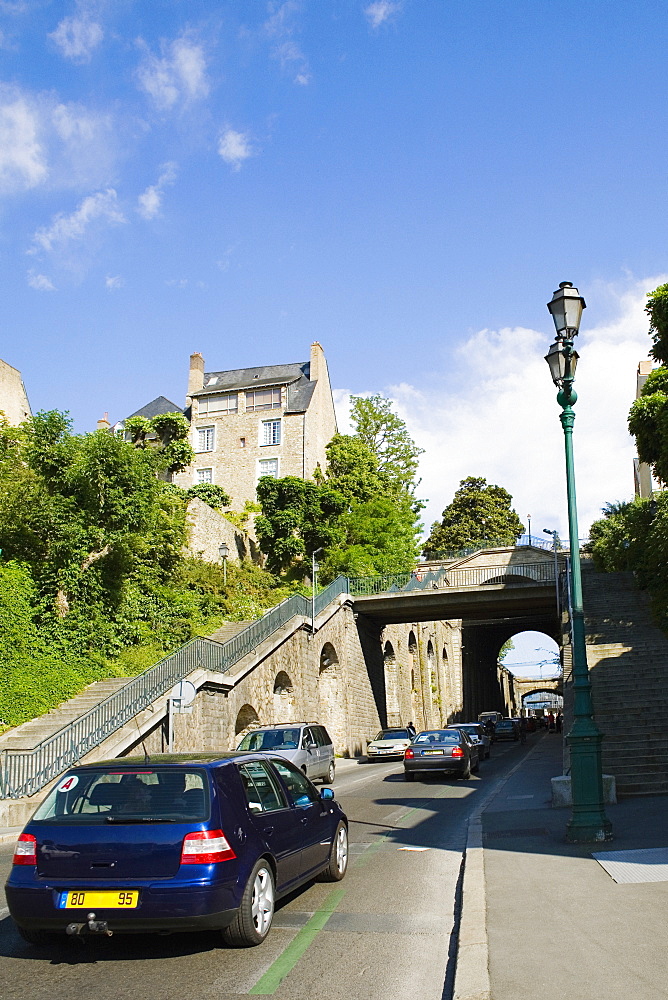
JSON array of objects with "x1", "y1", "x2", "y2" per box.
[
  {"x1": 105, "y1": 274, "x2": 123, "y2": 290},
  {"x1": 136, "y1": 34, "x2": 208, "y2": 111},
  {"x1": 27, "y1": 271, "x2": 55, "y2": 291},
  {"x1": 0, "y1": 94, "x2": 47, "y2": 192},
  {"x1": 49, "y1": 14, "x2": 103, "y2": 63},
  {"x1": 364, "y1": 1, "x2": 403, "y2": 29},
  {"x1": 30, "y1": 188, "x2": 126, "y2": 253},
  {"x1": 264, "y1": 2, "x2": 311, "y2": 84},
  {"x1": 334, "y1": 276, "x2": 665, "y2": 543},
  {"x1": 0, "y1": 85, "x2": 117, "y2": 196},
  {"x1": 137, "y1": 161, "x2": 177, "y2": 219},
  {"x1": 218, "y1": 129, "x2": 253, "y2": 170}
]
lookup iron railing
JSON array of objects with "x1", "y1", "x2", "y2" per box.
[
  {"x1": 349, "y1": 561, "x2": 556, "y2": 597},
  {"x1": 0, "y1": 576, "x2": 350, "y2": 800}
]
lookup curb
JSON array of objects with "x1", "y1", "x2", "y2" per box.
[
  {"x1": 0, "y1": 829, "x2": 20, "y2": 846},
  {"x1": 452, "y1": 739, "x2": 546, "y2": 1000}
]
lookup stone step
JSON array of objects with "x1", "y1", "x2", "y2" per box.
[
  {"x1": 207, "y1": 621, "x2": 254, "y2": 644},
  {"x1": 0, "y1": 677, "x2": 129, "y2": 751}
]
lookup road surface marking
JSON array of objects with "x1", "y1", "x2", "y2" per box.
[{"x1": 248, "y1": 888, "x2": 346, "y2": 995}]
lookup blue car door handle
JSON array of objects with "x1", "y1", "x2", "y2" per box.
[{"x1": 262, "y1": 827, "x2": 274, "y2": 838}]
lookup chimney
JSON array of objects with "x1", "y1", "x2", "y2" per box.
[
  {"x1": 187, "y1": 352, "x2": 205, "y2": 402},
  {"x1": 310, "y1": 342, "x2": 325, "y2": 383},
  {"x1": 97, "y1": 412, "x2": 110, "y2": 431}
]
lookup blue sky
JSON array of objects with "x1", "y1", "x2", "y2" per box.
[{"x1": 2, "y1": 0, "x2": 667, "y2": 590}]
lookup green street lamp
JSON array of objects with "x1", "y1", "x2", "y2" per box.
[{"x1": 545, "y1": 281, "x2": 613, "y2": 843}]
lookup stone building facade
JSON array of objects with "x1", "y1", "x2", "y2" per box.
[
  {"x1": 173, "y1": 342, "x2": 338, "y2": 510},
  {"x1": 0, "y1": 359, "x2": 31, "y2": 426}
]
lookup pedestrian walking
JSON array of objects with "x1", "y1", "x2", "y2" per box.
[{"x1": 556, "y1": 712, "x2": 563, "y2": 733}]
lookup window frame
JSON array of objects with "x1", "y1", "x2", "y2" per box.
[
  {"x1": 260, "y1": 418, "x2": 282, "y2": 447},
  {"x1": 245, "y1": 387, "x2": 282, "y2": 412},
  {"x1": 195, "y1": 468, "x2": 213, "y2": 484},
  {"x1": 197, "y1": 393, "x2": 238, "y2": 416},
  {"x1": 258, "y1": 457, "x2": 279, "y2": 480},
  {"x1": 195, "y1": 426, "x2": 215, "y2": 453},
  {"x1": 237, "y1": 761, "x2": 288, "y2": 815}
]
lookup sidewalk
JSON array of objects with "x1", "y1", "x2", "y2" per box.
[{"x1": 467, "y1": 732, "x2": 668, "y2": 1000}]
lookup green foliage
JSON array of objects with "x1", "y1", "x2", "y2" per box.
[
  {"x1": 627, "y1": 284, "x2": 668, "y2": 484},
  {"x1": 185, "y1": 483, "x2": 231, "y2": 510},
  {"x1": 498, "y1": 639, "x2": 514, "y2": 661},
  {"x1": 225, "y1": 500, "x2": 261, "y2": 530},
  {"x1": 124, "y1": 411, "x2": 194, "y2": 475},
  {"x1": 350, "y1": 394, "x2": 424, "y2": 499},
  {"x1": 646, "y1": 283, "x2": 668, "y2": 366},
  {"x1": 255, "y1": 476, "x2": 346, "y2": 576},
  {"x1": 588, "y1": 495, "x2": 668, "y2": 629},
  {"x1": 424, "y1": 476, "x2": 524, "y2": 554}
]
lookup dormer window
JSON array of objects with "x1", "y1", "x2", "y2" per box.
[
  {"x1": 198, "y1": 393, "x2": 237, "y2": 415},
  {"x1": 246, "y1": 388, "x2": 281, "y2": 412}
]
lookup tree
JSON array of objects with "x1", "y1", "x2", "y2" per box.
[
  {"x1": 255, "y1": 476, "x2": 346, "y2": 576},
  {"x1": 350, "y1": 394, "x2": 424, "y2": 499},
  {"x1": 424, "y1": 476, "x2": 524, "y2": 555},
  {"x1": 628, "y1": 284, "x2": 668, "y2": 484},
  {"x1": 124, "y1": 411, "x2": 194, "y2": 477}
]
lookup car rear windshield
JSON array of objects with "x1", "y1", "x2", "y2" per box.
[
  {"x1": 414, "y1": 731, "x2": 459, "y2": 744},
  {"x1": 237, "y1": 728, "x2": 301, "y2": 751},
  {"x1": 31, "y1": 768, "x2": 210, "y2": 824},
  {"x1": 374, "y1": 729, "x2": 411, "y2": 740}
]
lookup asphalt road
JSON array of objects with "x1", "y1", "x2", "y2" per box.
[{"x1": 0, "y1": 740, "x2": 530, "y2": 1000}]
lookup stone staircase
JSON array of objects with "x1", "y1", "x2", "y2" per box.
[
  {"x1": 0, "y1": 623, "x2": 254, "y2": 754},
  {"x1": 583, "y1": 565, "x2": 668, "y2": 795},
  {"x1": 0, "y1": 678, "x2": 129, "y2": 752},
  {"x1": 206, "y1": 621, "x2": 253, "y2": 644}
]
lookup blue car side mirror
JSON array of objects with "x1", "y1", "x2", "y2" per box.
[{"x1": 320, "y1": 787, "x2": 335, "y2": 801}]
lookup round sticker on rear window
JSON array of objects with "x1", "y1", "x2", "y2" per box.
[{"x1": 56, "y1": 775, "x2": 79, "y2": 793}]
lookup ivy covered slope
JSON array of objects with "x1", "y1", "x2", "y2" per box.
[
  {"x1": 0, "y1": 412, "x2": 296, "y2": 731},
  {"x1": 590, "y1": 284, "x2": 668, "y2": 629}
]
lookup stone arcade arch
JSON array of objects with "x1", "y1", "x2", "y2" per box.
[
  {"x1": 426, "y1": 639, "x2": 437, "y2": 726},
  {"x1": 318, "y1": 642, "x2": 345, "y2": 749},
  {"x1": 408, "y1": 631, "x2": 420, "y2": 726},
  {"x1": 383, "y1": 641, "x2": 401, "y2": 726},
  {"x1": 272, "y1": 670, "x2": 296, "y2": 721},
  {"x1": 235, "y1": 703, "x2": 259, "y2": 738}
]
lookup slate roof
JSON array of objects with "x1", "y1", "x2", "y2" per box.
[
  {"x1": 193, "y1": 361, "x2": 317, "y2": 413},
  {"x1": 127, "y1": 396, "x2": 184, "y2": 419},
  {"x1": 193, "y1": 362, "x2": 310, "y2": 396}
]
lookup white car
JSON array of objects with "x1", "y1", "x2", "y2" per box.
[{"x1": 366, "y1": 728, "x2": 414, "y2": 760}]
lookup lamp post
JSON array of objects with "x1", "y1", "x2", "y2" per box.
[
  {"x1": 544, "y1": 281, "x2": 612, "y2": 843},
  {"x1": 527, "y1": 514, "x2": 532, "y2": 545},
  {"x1": 218, "y1": 542, "x2": 229, "y2": 586},
  {"x1": 543, "y1": 528, "x2": 561, "y2": 612}
]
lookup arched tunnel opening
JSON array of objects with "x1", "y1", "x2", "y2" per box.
[{"x1": 461, "y1": 620, "x2": 560, "y2": 720}]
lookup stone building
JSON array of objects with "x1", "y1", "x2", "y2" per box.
[
  {"x1": 0, "y1": 359, "x2": 31, "y2": 426},
  {"x1": 173, "y1": 342, "x2": 338, "y2": 510}
]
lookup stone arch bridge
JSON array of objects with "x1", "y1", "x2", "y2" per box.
[{"x1": 0, "y1": 546, "x2": 564, "y2": 825}]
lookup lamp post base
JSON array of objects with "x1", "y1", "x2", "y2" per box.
[{"x1": 565, "y1": 726, "x2": 613, "y2": 843}]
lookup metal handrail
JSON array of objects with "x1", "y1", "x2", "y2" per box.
[
  {"x1": 349, "y1": 561, "x2": 556, "y2": 597},
  {"x1": 0, "y1": 576, "x2": 350, "y2": 800}
]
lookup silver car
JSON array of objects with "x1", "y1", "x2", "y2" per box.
[
  {"x1": 447, "y1": 723, "x2": 492, "y2": 759},
  {"x1": 236, "y1": 723, "x2": 336, "y2": 783},
  {"x1": 366, "y1": 728, "x2": 414, "y2": 761}
]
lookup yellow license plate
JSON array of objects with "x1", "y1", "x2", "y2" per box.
[{"x1": 60, "y1": 890, "x2": 139, "y2": 910}]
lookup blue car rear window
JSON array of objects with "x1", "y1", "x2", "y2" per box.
[{"x1": 31, "y1": 768, "x2": 210, "y2": 824}]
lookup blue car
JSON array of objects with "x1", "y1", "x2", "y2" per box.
[{"x1": 5, "y1": 751, "x2": 348, "y2": 947}]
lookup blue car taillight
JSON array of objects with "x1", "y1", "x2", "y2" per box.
[
  {"x1": 13, "y1": 833, "x2": 37, "y2": 866},
  {"x1": 180, "y1": 829, "x2": 237, "y2": 865}
]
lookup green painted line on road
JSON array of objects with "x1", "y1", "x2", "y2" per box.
[{"x1": 248, "y1": 888, "x2": 346, "y2": 995}]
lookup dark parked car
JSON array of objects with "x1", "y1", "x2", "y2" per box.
[
  {"x1": 403, "y1": 730, "x2": 480, "y2": 781},
  {"x1": 5, "y1": 752, "x2": 348, "y2": 947},
  {"x1": 447, "y1": 723, "x2": 491, "y2": 759},
  {"x1": 493, "y1": 719, "x2": 519, "y2": 742}
]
